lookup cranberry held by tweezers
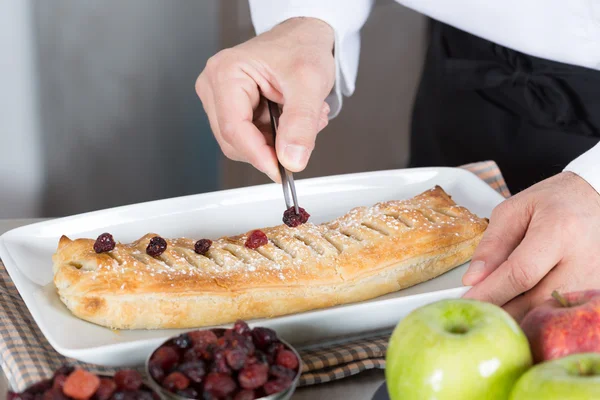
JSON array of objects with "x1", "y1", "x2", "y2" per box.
[
  {"x1": 244, "y1": 230, "x2": 268, "y2": 249},
  {"x1": 282, "y1": 206, "x2": 310, "y2": 227},
  {"x1": 93, "y1": 232, "x2": 116, "y2": 253},
  {"x1": 146, "y1": 236, "x2": 167, "y2": 257}
]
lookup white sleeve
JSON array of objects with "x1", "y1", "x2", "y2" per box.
[
  {"x1": 564, "y1": 144, "x2": 600, "y2": 195},
  {"x1": 248, "y1": 0, "x2": 374, "y2": 118}
]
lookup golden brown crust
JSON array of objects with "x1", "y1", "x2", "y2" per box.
[{"x1": 52, "y1": 186, "x2": 488, "y2": 329}]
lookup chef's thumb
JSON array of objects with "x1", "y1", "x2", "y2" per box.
[{"x1": 276, "y1": 88, "x2": 328, "y2": 172}]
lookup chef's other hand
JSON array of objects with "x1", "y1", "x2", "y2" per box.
[
  {"x1": 462, "y1": 172, "x2": 600, "y2": 321},
  {"x1": 195, "y1": 17, "x2": 335, "y2": 182}
]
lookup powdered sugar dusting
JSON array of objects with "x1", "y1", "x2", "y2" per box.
[{"x1": 90, "y1": 188, "x2": 482, "y2": 286}]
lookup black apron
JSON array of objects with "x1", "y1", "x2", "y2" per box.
[{"x1": 409, "y1": 20, "x2": 600, "y2": 194}]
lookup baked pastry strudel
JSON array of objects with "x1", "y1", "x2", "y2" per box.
[{"x1": 52, "y1": 186, "x2": 488, "y2": 330}]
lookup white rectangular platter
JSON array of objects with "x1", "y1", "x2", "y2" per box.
[{"x1": 0, "y1": 167, "x2": 504, "y2": 367}]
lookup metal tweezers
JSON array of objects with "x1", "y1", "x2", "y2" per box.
[{"x1": 267, "y1": 99, "x2": 300, "y2": 214}]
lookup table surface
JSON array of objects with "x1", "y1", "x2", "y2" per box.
[{"x1": 0, "y1": 219, "x2": 385, "y2": 399}]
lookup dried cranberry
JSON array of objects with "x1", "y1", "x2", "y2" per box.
[
  {"x1": 133, "y1": 392, "x2": 154, "y2": 400},
  {"x1": 93, "y1": 378, "x2": 117, "y2": 400},
  {"x1": 276, "y1": 349, "x2": 299, "y2": 370},
  {"x1": 51, "y1": 375, "x2": 67, "y2": 392},
  {"x1": 238, "y1": 364, "x2": 268, "y2": 390},
  {"x1": 178, "y1": 361, "x2": 205, "y2": 384},
  {"x1": 194, "y1": 239, "x2": 212, "y2": 255},
  {"x1": 251, "y1": 327, "x2": 277, "y2": 349},
  {"x1": 215, "y1": 336, "x2": 229, "y2": 350},
  {"x1": 182, "y1": 347, "x2": 200, "y2": 363},
  {"x1": 173, "y1": 333, "x2": 191, "y2": 349},
  {"x1": 62, "y1": 369, "x2": 100, "y2": 400},
  {"x1": 109, "y1": 391, "x2": 124, "y2": 400},
  {"x1": 233, "y1": 320, "x2": 251, "y2": 336},
  {"x1": 216, "y1": 333, "x2": 251, "y2": 354},
  {"x1": 93, "y1": 233, "x2": 116, "y2": 253},
  {"x1": 253, "y1": 350, "x2": 269, "y2": 365},
  {"x1": 269, "y1": 365, "x2": 296, "y2": 380},
  {"x1": 111, "y1": 391, "x2": 152, "y2": 400},
  {"x1": 244, "y1": 354, "x2": 256, "y2": 364},
  {"x1": 150, "y1": 346, "x2": 180, "y2": 371},
  {"x1": 114, "y1": 370, "x2": 142, "y2": 391},
  {"x1": 233, "y1": 390, "x2": 255, "y2": 400},
  {"x1": 26, "y1": 379, "x2": 51, "y2": 394},
  {"x1": 225, "y1": 348, "x2": 247, "y2": 370},
  {"x1": 210, "y1": 351, "x2": 231, "y2": 374},
  {"x1": 42, "y1": 389, "x2": 68, "y2": 400},
  {"x1": 211, "y1": 328, "x2": 227, "y2": 337},
  {"x1": 244, "y1": 230, "x2": 268, "y2": 249},
  {"x1": 162, "y1": 372, "x2": 190, "y2": 392},
  {"x1": 203, "y1": 373, "x2": 236, "y2": 398},
  {"x1": 177, "y1": 387, "x2": 199, "y2": 399},
  {"x1": 266, "y1": 342, "x2": 284, "y2": 357},
  {"x1": 188, "y1": 330, "x2": 218, "y2": 347},
  {"x1": 201, "y1": 392, "x2": 217, "y2": 400},
  {"x1": 199, "y1": 344, "x2": 217, "y2": 362},
  {"x1": 240, "y1": 338, "x2": 255, "y2": 356},
  {"x1": 282, "y1": 207, "x2": 310, "y2": 227},
  {"x1": 222, "y1": 328, "x2": 235, "y2": 338},
  {"x1": 263, "y1": 378, "x2": 292, "y2": 395},
  {"x1": 148, "y1": 364, "x2": 165, "y2": 383},
  {"x1": 146, "y1": 236, "x2": 167, "y2": 257}
]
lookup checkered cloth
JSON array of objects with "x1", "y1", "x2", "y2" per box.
[{"x1": 0, "y1": 161, "x2": 510, "y2": 392}]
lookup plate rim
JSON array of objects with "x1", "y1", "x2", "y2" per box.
[{"x1": 0, "y1": 166, "x2": 494, "y2": 240}]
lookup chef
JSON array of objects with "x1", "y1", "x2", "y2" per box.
[{"x1": 195, "y1": 0, "x2": 600, "y2": 320}]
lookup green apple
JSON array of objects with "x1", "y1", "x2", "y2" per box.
[
  {"x1": 385, "y1": 299, "x2": 532, "y2": 400},
  {"x1": 509, "y1": 352, "x2": 600, "y2": 399}
]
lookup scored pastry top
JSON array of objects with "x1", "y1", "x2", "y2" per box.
[{"x1": 53, "y1": 186, "x2": 488, "y2": 295}]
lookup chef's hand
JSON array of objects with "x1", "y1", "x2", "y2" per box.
[
  {"x1": 462, "y1": 172, "x2": 600, "y2": 321},
  {"x1": 195, "y1": 17, "x2": 335, "y2": 182}
]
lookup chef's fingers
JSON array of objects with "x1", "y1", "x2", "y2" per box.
[
  {"x1": 505, "y1": 256, "x2": 600, "y2": 322},
  {"x1": 275, "y1": 99, "x2": 330, "y2": 172},
  {"x1": 276, "y1": 68, "x2": 331, "y2": 172},
  {"x1": 463, "y1": 222, "x2": 562, "y2": 307},
  {"x1": 317, "y1": 105, "x2": 330, "y2": 132},
  {"x1": 212, "y1": 76, "x2": 280, "y2": 182},
  {"x1": 197, "y1": 84, "x2": 247, "y2": 163},
  {"x1": 462, "y1": 199, "x2": 531, "y2": 286},
  {"x1": 254, "y1": 100, "x2": 329, "y2": 147}
]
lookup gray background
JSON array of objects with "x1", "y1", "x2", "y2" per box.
[
  {"x1": 2, "y1": 0, "x2": 222, "y2": 218},
  {"x1": 1, "y1": 0, "x2": 426, "y2": 218}
]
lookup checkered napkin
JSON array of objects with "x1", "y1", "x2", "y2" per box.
[{"x1": 0, "y1": 161, "x2": 510, "y2": 392}]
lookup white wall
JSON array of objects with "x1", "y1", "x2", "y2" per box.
[{"x1": 0, "y1": 0, "x2": 43, "y2": 218}]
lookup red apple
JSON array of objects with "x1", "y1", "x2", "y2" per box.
[{"x1": 520, "y1": 290, "x2": 600, "y2": 363}]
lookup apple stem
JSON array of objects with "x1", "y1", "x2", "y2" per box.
[{"x1": 552, "y1": 290, "x2": 570, "y2": 307}]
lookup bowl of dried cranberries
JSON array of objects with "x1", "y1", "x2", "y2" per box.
[
  {"x1": 7, "y1": 365, "x2": 159, "y2": 400},
  {"x1": 145, "y1": 320, "x2": 302, "y2": 400}
]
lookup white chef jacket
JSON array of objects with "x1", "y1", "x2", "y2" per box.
[{"x1": 248, "y1": 0, "x2": 600, "y2": 194}]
